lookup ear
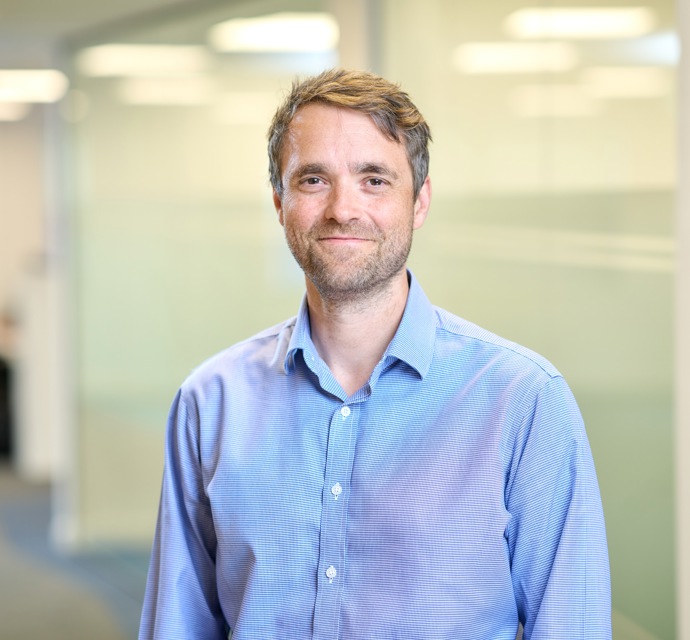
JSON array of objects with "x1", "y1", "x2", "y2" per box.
[
  {"x1": 273, "y1": 189, "x2": 285, "y2": 226},
  {"x1": 412, "y1": 176, "x2": 431, "y2": 230}
]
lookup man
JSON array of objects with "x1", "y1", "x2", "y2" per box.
[{"x1": 139, "y1": 68, "x2": 611, "y2": 639}]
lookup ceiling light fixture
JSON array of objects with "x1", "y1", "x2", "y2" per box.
[
  {"x1": 504, "y1": 7, "x2": 656, "y2": 39},
  {"x1": 0, "y1": 69, "x2": 69, "y2": 103},
  {"x1": 452, "y1": 42, "x2": 579, "y2": 74},
  {"x1": 76, "y1": 45, "x2": 211, "y2": 77},
  {"x1": 208, "y1": 12, "x2": 339, "y2": 52}
]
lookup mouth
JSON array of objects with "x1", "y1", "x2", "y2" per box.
[{"x1": 318, "y1": 234, "x2": 374, "y2": 242}]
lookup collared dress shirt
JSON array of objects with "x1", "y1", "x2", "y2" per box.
[{"x1": 139, "y1": 272, "x2": 611, "y2": 640}]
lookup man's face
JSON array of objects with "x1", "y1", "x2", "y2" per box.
[{"x1": 273, "y1": 103, "x2": 430, "y2": 302}]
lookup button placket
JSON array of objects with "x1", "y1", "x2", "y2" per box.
[{"x1": 313, "y1": 403, "x2": 358, "y2": 638}]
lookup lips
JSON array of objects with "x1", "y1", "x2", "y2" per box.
[{"x1": 318, "y1": 235, "x2": 372, "y2": 241}]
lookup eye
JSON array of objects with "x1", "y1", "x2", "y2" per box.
[
  {"x1": 367, "y1": 177, "x2": 385, "y2": 186},
  {"x1": 299, "y1": 176, "x2": 327, "y2": 189}
]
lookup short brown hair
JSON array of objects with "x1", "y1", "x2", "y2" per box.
[{"x1": 268, "y1": 68, "x2": 431, "y2": 198}]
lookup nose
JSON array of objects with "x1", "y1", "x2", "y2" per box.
[{"x1": 325, "y1": 182, "x2": 361, "y2": 224}]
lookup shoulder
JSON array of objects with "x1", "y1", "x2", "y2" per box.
[
  {"x1": 432, "y1": 305, "x2": 561, "y2": 382},
  {"x1": 179, "y1": 316, "x2": 296, "y2": 397}
]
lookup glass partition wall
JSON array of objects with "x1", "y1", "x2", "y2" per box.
[
  {"x1": 64, "y1": 1, "x2": 676, "y2": 637},
  {"x1": 381, "y1": 2, "x2": 676, "y2": 637},
  {"x1": 64, "y1": 0, "x2": 334, "y2": 546}
]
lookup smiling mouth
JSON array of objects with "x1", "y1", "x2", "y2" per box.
[{"x1": 318, "y1": 235, "x2": 373, "y2": 242}]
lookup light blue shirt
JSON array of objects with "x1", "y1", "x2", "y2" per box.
[{"x1": 140, "y1": 272, "x2": 611, "y2": 640}]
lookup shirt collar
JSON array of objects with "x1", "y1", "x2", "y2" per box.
[
  {"x1": 284, "y1": 295, "x2": 317, "y2": 374},
  {"x1": 284, "y1": 270, "x2": 437, "y2": 379},
  {"x1": 384, "y1": 270, "x2": 436, "y2": 378}
]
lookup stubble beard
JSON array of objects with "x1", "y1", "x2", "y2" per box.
[{"x1": 285, "y1": 218, "x2": 414, "y2": 307}]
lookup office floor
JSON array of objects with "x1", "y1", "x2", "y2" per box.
[{"x1": 0, "y1": 461, "x2": 149, "y2": 640}]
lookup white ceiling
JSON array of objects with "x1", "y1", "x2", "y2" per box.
[
  {"x1": 0, "y1": 0, "x2": 195, "y2": 38},
  {"x1": 0, "y1": 0, "x2": 195, "y2": 64}
]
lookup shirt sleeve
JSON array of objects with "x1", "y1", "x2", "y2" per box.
[
  {"x1": 505, "y1": 375, "x2": 611, "y2": 639},
  {"x1": 139, "y1": 389, "x2": 228, "y2": 640}
]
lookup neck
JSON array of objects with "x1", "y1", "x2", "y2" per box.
[{"x1": 306, "y1": 270, "x2": 409, "y2": 396}]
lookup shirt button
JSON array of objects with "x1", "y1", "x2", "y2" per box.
[
  {"x1": 331, "y1": 482, "x2": 342, "y2": 499},
  {"x1": 340, "y1": 406, "x2": 351, "y2": 417},
  {"x1": 326, "y1": 566, "x2": 337, "y2": 583}
]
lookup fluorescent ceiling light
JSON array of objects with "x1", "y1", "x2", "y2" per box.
[
  {"x1": 76, "y1": 45, "x2": 211, "y2": 77},
  {"x1": 116, "y1": 77, "x2": 217, "y2": 105},
  {"x1": 510, "y1": 84, "x2": 599, "y2": 117},
  {"x1": 452, "y1": 42, "x2": 578, "y2": 74},
  {"x1": 0, "y1": 69, "x2": 68, "y2": 103},
  {"x1": 505, "y1": 7, "x2": 656, "y2": 39},
  {"x1": 0, "y1": 102, "x2": 31, "y2": 121},
  {"x1": 581, "y1": 66, "x2": 671, "y2": 98},
  {"x1": 209, "y1": 12, "x2": 339, "y2": 52}
]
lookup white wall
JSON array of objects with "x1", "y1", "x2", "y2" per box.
[
  {"x1": 0, "y1": 76, "x2": 67, "y2": 484},
  {"x1": 0, "y1": 104, "x2": 56, "y2": 480},
  {"x1": 0, "y1": 107, "x2": 45, "y2": 324}
]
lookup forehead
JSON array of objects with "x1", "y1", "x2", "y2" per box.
[
  {"x1": 289, "y1": 103, "x2": 382, "y2": 135},
  {"x1": 282, "y1": 103, "x2": 409, "y2": 167}
]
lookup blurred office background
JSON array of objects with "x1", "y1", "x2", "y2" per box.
[{"x1": 0, "y1": 0, "x2": 688, "y2": 638}]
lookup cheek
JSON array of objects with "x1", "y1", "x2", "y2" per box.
[
  {"x1": 282, "y1": 210, "x2": 312, "y2": 244},
  {"x1": 378, "y1": 199, "x2": 416, "y2": 231},
  {"x1": 283, "y1": 196, "x2": 321, "y2": 229}
]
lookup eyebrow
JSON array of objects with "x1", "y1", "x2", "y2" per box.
[
  {"x1": 291, "y1": 162, "x2": 400, "y2": 181},
  {"x1": 351, "y1": 162, "x2": 400, "y2": 180},
  {"x1": 293, "y1": 163, "x2": 327, "y2": 180}
]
